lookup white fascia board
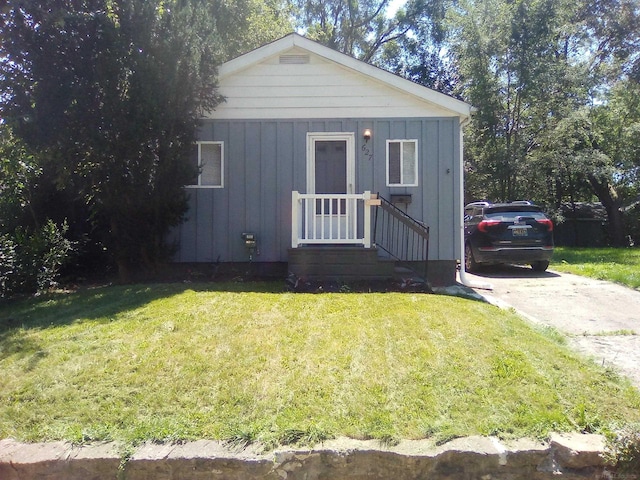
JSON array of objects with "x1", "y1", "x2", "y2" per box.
[
  {"x1": 218, "y1": 35, "x2": 299, "y2": 78},
  {"x1": 217, "y1": 33, "x2": 474, "y2": 120}
]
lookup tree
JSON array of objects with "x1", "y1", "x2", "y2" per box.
[
  {"x1": 446, "y1": 0, "x2": 595, "y2": 204},
  {"x1": 524, "y1": 1, "x2": 640, "y2": 245},
  {"x1": 433, "y1": 0, "x2": 640, "y2": 247},
  {"x1": 0, "y1": 125, "x2": 75, "y2": 295},
  {"x1": 290, "y1": 0, "x2": 412, "y2": 62},
  {"x1": 1, "y1": 0, "x2": 221, "y2": 281},
  {"x1": 581, "y1": 0, "x2": 640, "y2": 83},
  {"x1": 0, "y1": 125, "x2": 40, "y2": 232},
  {"x1": 589, "y1": 80, "x2": 640, "y2": 245},
  {"x1": 374, "y1": 0, "x2": 460, "y2": 94},
  {"x1": 210, "y1": 0, "x2": 293, "y2": 61}
]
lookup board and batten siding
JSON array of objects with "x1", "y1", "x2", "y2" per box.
[{"x1": 173, "y1": 118, "x2": 461, "y2": 264}]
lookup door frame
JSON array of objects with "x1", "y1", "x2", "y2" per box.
[{"x1": 306, "y1": 132, "x2": 356, "y2": 194}]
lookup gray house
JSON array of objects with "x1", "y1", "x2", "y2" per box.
[{"x1": 172, "y1": 33, "x2": 473, "y2": 286}]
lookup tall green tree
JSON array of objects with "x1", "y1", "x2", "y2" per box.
[
  {"x1": 0, "y1": 125, "x2": 40, "y2": 232},
  {"x1": 1, "y1": 0, "x2": 221, "y2": 280},
  {"x1": 447, "y1": 0, "x2": 591, "y2": 203},
  {"x1": 290, "y1": 0, "x2": 412, "y2": 62},
  {"x1": 378, "y1": 0, "x2": 460, "y2": 94},
  {"x1": 210, "y1": 0, "x2": 293, "y2": 61},
  {"x1": 435, "y1": 0, "x2": 639, "y2": 244},
  {"x1": 589, "y1": 80, "x2": 640, "y2": 244},
  {"x1": 527, "y1": 0, "x2": 640, "y2": 245}
]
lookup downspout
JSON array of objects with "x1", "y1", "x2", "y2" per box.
[{"x1": 458, "y1": 115, "x2": 493, "y2": 290}]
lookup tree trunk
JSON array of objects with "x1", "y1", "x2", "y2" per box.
[
  {"x1": 116, "y1": 258, "x2": 132, "y2": 284},
  {"x1": 588, "y1": 174, "x2": 627, "y2": 247},
  {"x1": 111, "y1": 215, "x2": 132, "y2": 283}
]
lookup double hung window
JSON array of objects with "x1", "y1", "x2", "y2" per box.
[
  {"x1": 190, "y1": 142, "x2": 224, "y2": 188},
  {"x1": 386, "y1": 139, "x2": 418, "y2": 187}
]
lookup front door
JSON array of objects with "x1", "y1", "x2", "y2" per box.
[{"x1": 307, "y1": 132, "x2": 355, "y2": 240}]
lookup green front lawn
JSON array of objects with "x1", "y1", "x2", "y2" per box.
[
  {"x1": 1, "y1": 282, "x2": 639, "y2": 450},
  {"x1": 551, "y1": 247, "x2": 640, "y2": 289}
]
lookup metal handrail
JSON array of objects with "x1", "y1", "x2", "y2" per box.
[{"x1": 373, "y1": 195, "x2": 430, "y2": 279}]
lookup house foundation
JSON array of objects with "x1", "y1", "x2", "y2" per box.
[{"x1": 287, "y1": 247, "x2": 456, "y2": 287}]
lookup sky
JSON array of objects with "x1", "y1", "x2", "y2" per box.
[{"x1": 387, "y1": 0, "x2": 408, "y2": 17}]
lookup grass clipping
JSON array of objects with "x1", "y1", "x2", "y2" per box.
[{"x1": 1, "y1": 282, "x2": 640, "y2": 449}]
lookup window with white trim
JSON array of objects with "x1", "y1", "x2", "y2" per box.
[
  {"x1": 190, "y1": 141, "x2": 224, "y2": 187},
  {"x1": 386, "y1": 139, "x2": 418, "y2": 187}
]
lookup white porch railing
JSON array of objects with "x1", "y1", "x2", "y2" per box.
[{"x1": 291, "y1": 191, "x2": 375, "y2": 248}]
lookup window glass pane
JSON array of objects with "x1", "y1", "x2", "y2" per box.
[
  {"x1": 402, "y1": 141, "x2": 416, "y2": 184},
  {"x1": 388, "y1": 142, "x2": 401, "y2": 184},
  {"x1": 189, "y1": 146, "x2": 199, "y2": 185},
  {"x1": 315, "y1": 140, "x2": 346, "y2": 194},
  {"x1": 200, "y1": 143, "x2": 222, "y2": 186}
]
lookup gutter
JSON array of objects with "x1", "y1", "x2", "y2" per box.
[{"x1": 458, "y1": 116, "x2": 493, "y2": 290}]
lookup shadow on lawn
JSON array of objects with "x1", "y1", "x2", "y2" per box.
[
  {"x1": 0, "y1": 280, "x2": 286, "y2": 332},
  {"x1": 0, "y1": 280, "x2": 289, "y2": 364},
  {"x1": 0, "y1": 255, "x2": 432, "y2": 343}
]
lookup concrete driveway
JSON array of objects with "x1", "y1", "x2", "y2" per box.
[{"x1": 460, "y1": 266, "x2": 640, "y2": 389}]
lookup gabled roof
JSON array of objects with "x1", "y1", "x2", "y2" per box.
[{"x1": 217, "y1": 33, "x2": 473, "y2": 121}]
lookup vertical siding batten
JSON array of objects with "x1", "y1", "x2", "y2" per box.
[
  {"x1": 277, "y1": 121, "x2": 295, "y2": 259},
  {"x1": 438, "y1": 119, "x2": 456, "y2": 260},
  {"x1": 213, "y1": 121, "x2": 230, "y2": 262},
  {"x1": 261, "y1": 121, "x2": 278, "y2": 261},
  {"x1": 407, "y1": 120, "x2": 423, "y2": 219},
  {"x1": 196, "y1": 188, "x2": 214, "y2": 261},
  {"x1": 374, "y1": 120, "x2": 390, "y2": 195},
  {"x1": 423, "y1": 120, "x2": 439, "y2": 260},
  {"x1": 228, "y1": 122, "x2": 246, "y2": 261},
  {"x1": 452, "y1": 120, "x2": 462, "y2": 259},
  {"x1": 245, "y1": 121, "x2": 262, "y2": 261}
]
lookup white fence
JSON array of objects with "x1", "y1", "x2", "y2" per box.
[{"x1": 291, "y1": 191, "x2": 375, "y2": 248}]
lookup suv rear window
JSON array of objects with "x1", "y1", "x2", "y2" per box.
[{"x1": 485, "y1": 211, "x2": 547, "y2": 221}]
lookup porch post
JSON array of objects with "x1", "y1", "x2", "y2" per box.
[
  {"x1": 291, "y1": 191, "x2": 300, "y2": 248},
  {"x1": 363, "y1": 191, "x2": 372, "y2": 248}
]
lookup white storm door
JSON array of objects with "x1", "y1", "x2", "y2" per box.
[{"x1": 307, "y1": 133, "x2": 356, "y2": 241}]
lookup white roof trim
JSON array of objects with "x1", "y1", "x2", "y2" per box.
[{"x1": 218, "y1": 33, "x2": 474, "y2": 120}]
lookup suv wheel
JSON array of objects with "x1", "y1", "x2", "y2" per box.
[
  {"x1": 531, "y1": 260, "x2": 549, "y2": 272},
  {"x1": 464, "y1": 244, "x2": 479, "y2": 272}
]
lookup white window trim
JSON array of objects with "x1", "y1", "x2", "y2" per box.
[
  {"x1": 386, "y1": 139, "x2": 419, "y2": 187},
  {"x1": 187, "y1": 141, "x2": 224, "y2": 188}
]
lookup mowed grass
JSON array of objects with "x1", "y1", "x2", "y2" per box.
[
  {"x1": 551, "y1": 247, "x2": 640, "y2": 289},
  {"x1": 1, "y1": 282, "x2": 639, "y2": 449}
]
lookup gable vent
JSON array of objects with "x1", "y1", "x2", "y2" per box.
[{"x1": 279, "y1": 54, "x2": 310, "y2": 65}]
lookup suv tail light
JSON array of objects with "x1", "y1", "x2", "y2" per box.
[
  {"x1": 536, "y1": 219, "x2": 554, "y2": 231},
  {"x1": 478, "y1": 219, "x2": 501, "y2": 232}
]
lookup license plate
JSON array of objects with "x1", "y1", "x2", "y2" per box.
[{"x1": 512, "y1": 228, "x2": 528, "y2": 237}]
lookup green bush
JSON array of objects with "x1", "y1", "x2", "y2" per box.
[
  {"x1": 0, "y1": 220, "x2": 74, "y2": 297},
  {"x1": 0, "y1": 234, "x2": 17, "y2": 296},
  {"x1": 605, "y1": 423, "x2": 640, "y2": 473}
]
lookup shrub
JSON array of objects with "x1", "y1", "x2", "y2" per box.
[
  {"x1": 604, "y1": 423, "x2": 640, "y2": 473},
  {"x1": 0, "y1": 219, "x2": 74, "y2": 297},
  {"x1": 0, "y1": 234, "x2": 17, "y2": 296}
]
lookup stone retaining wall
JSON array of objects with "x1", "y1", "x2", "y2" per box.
[{"x1": 0, "y1": 433, "x2": 631, "y2": 480}]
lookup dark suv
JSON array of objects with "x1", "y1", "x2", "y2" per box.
[{"x1": 464, "y1": 201, "x2": 554, "y2": 272}]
